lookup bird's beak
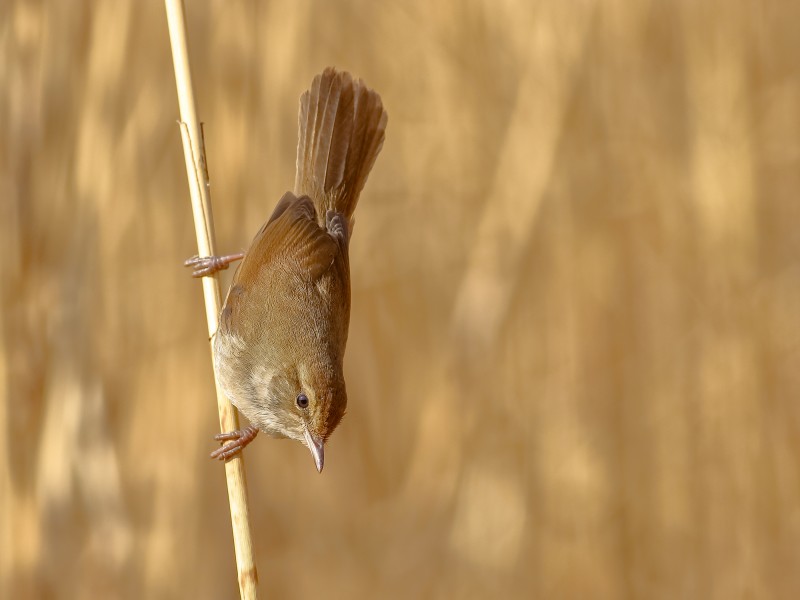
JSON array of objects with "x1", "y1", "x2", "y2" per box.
[{"x1": 303, "y1": 428, "x2": 325, "y2": 473}]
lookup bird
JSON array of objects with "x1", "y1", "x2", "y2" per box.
[{"x1": 185, "y1": 67, "x2": 387, "y2": 473}]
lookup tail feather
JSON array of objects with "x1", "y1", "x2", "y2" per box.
[{"x1": 295, "y1": 68, "x2": 387, "y2": 226}]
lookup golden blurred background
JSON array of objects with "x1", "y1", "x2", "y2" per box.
[{"x1": 2, "y1": 0, "x2": 799, "y2": 598}]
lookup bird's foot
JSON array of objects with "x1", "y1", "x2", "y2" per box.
[
  {"x1": 210, "y1": 425, "x2": 259, "y2": 461},
  {"x1": 184, "y1": 253, "x2": 245, "y2": 278}
]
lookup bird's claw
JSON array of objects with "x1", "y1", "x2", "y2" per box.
[
  {"x1": 184, "y1": 253, "x2": 245, "y2": 278},
  {"x1": 210, "y1": 425, "x2": 259, "y2": 461}
]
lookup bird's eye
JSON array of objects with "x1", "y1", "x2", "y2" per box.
[{"x1": 296, "y1": 393, "x2": 309, "y2": 409}]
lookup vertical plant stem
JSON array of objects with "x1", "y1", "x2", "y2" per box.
[{"x1": 164, "y1": 1, "x2": 259, "y2": 597}]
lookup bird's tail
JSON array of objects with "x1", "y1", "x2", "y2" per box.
[{"x1": 294, "y1": 67, "x2": 387, "y2": 226}]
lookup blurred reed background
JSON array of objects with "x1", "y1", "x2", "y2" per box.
[{"x1": 2, "y1": 0, "x2": 799, "y2": 598}]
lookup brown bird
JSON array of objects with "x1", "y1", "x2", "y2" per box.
[{"x1": 186, "y1": 68, "x2": 387, "y2": 472}]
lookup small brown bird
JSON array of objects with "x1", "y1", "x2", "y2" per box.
[{"x1": 186, "y1": 68, "x2": 387, "y2": 472}]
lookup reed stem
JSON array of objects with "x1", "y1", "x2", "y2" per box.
[{"x1": 164, "y1": 1, "x2": 259, "y2": 597}]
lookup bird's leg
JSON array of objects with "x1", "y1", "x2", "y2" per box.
[
  {"x1": 210, "y1": 425, "x2": 259, "y2": 461},
  {"x1": 184, "y1": 253, "x2": 245, "y2": 278}
]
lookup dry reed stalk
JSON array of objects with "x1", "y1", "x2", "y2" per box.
[{"x1": 164, "y1": 1, "x2": 259, "y2": 597}]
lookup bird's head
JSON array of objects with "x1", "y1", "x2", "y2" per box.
[{"x1": 249, "y1": 359, "x2": 347, "y2": 472}]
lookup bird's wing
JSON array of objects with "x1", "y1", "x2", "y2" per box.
[
  {"x1": 240, "y1": 192, "x2": 338, "y2": 283},
  {"x1": 219, "y1": 193, "x2": 339, "y2": 337}
]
